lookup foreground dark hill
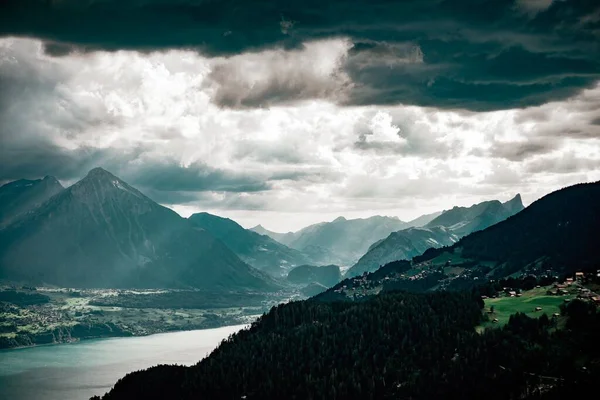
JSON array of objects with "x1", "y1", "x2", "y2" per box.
[
  {"x1": 99, "y1": 290, "x2": 600, "y2": 400},
  {"x1": 0, "y1": 176, "x2": 64, "y2": 228},
  {"x1": 345, "y1": 195, "x2": 523, "y2": 278},
  {"x1": 188, "y1": 212, "x2": 309, "y2": 276},
  {"x1": 0, "y1": 168, "x2": 277, "y2": 290}
]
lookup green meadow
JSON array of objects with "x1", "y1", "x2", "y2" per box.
[{"x1": 482, "y1": 286, "x2": 575, "y2": 326}]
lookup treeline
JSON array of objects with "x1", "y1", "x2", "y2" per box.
[
  {"x1": 98, "y1": 289, "x2": 600, "y2": 400},
  {"x1": 474, "y1": 275, "x2": 557, "y2": 297},
  {"x1": 0, "y1": 321, "x2": 130, "y2": 349},
  {"x1": 89, "y1": 291, "x2": 265, "y2": 309},
  {"x1": 0, "y1": 290, "x2": 49, "y2": 306}
]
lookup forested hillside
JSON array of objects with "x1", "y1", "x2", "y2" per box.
[{"x1": 99, "y1": 290, "x2": 600, "y2": 400}]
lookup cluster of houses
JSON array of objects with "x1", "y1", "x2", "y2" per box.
[{"x1": 544, "y1": 271, "x2": 600, "y2": 305}]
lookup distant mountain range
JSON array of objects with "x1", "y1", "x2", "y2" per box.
[
  {"x1": 0, "y1": 176, "x2": 64, "y2": 228},
  {"x1": 0, "y1": 168, "x2": 278, "y2": 291},
  {"x1": 188, "y1": 212, "x2": 309, "y2": 276},
  {"x1": 345, "y1": 195, "x2": 524, "y2": 277},
  {"x1": 252, "y1": 216, "x2": 412, "y2": 266}
]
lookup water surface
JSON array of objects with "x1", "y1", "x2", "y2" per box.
[{"x1": 0, "y1": 324, "x2": 246, "y2": 400}]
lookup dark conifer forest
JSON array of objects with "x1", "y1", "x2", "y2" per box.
[{"x1": 99, "y1": 290, "x2": 600, "y2": 400}]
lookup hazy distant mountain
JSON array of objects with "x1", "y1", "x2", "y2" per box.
[
  {"x1": 345, "y1": 196, "x2": 523, "y2": 278},
  {"x1": 250, "y1": 225, "x2": 296, "y2": 244},
  {"x1": 0, "y1": 168, "x2": 278, "y2": 291},
  {"x1": 424, "y1": 194, "x2": 524, "y2": 236},
  {"x1": 346, "y1": 227, "x2": 459, "y2": 277},
  {"x1": 188, "y1": 213, "x2": 309, "y2": 276},
  {"x1": 405, "y1": 211, "x2": 443, "y2": 227},
  {"x1": 0, "y1": 176, "x2": 64, "y2": 228},
  {"x1": 251, "y1": 212, "x2": 452, "y2": 267},
  {"x1": 286, "y1": 264, "x2": 341, "y2": 287},
  {"x1": 267, "y1": 216, "x2": 410, "y2": 266}
]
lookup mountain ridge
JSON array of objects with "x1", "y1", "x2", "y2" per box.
[{"x1": 0, "y1": 175, "x2": 64, "y2": 228}]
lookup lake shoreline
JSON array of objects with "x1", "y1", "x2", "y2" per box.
[
  {"x1": 0, "y1": 318, "x2": 254, "y2": 351},
  {"x1": 1, "y1": 287, "x2": 286, "y2": 351}
]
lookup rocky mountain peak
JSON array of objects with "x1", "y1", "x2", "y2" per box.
[
  {"x1": 68, "y1": 167, "x2": 149, "y2": 206},
  {"x1": 85, "y1": 167, "x2": 118, "y2": 181},
  {"x1": 503, "y1": 193, "x2": 524, "y2": 213},
  {"x1": 41, "y1": 175, "x2": 62, "y2": 187}
]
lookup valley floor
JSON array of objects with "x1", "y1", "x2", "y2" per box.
[{"x1": 0, "y1": 286, "x2": 295, "y2": 350}]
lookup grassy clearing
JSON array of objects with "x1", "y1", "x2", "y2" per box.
[{"x1": 481, "y1": 286, "x2": 574, "y2": 327}]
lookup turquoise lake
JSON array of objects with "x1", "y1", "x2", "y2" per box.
[{"x1": 0, "y1": 324, "x2": 246, "y2": 400}]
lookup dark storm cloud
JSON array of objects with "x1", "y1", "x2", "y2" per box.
[
  {"x1": 126, "y1": 161, "x2": 271, "y2": 193},
  {"x1": 0, "y1": 138, "x2": 272, "y2": 195},
  {"x1": 1, "y1": 0, "x2": 599, "y2": 111},
  {"x1": 0, "y1": 141, "x2": 141, "y2": 183}
]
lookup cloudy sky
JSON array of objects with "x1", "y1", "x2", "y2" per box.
[{"x1": 1, "y1": 0, "x2": 599, "y2": 231}]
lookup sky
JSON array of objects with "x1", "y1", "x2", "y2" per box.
[{"x1": 0, "y1": 0, "x2": 599, "y2": 232}]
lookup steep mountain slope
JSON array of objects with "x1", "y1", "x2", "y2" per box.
[
  {"x1": 286, "y1": 264, "x2": 341, "y2": 287},
  {"x1": 346, "y1": 227, "x2": 459, "y2": 277},
  {"x1": 425, "y1": 194, "x2": 524, "y2": 236},
  {"x1": 188, "y1": 213, "x2": 309, "y2": 276},
  {"x1": 0, "y1": 176, "x2": 64, "y2": 227},
  {"x1": 0, "y1": 168, "x2": 277, "y2": 291}
]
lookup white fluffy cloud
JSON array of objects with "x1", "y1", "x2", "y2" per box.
[{"x1": 1, "y1": 37, "x2": 599, "y2": 231}]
